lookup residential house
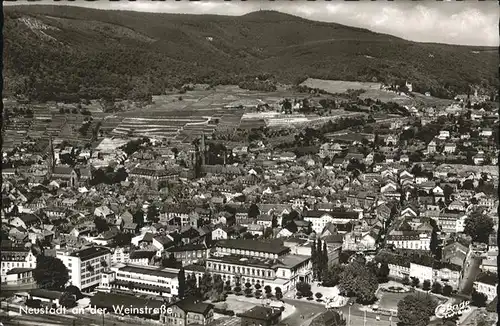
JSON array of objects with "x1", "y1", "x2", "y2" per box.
[
  {"x1": 443, "y1": 143, "x2": 456, "y2": 154},
  {"x1": 303, "y1": 210, "x2": 360, "y2": 234},
  {"x1": 239, "y1": 306, "x2": 282, "y2": 326},
  {"x1": 166, "y1": 299, "x2": 214, "y2": 326},
  {"x1": 1, "y1": 247, "x2": 37, "y2": 283},
  {"x1": 474, "y1": 272, "x2": 498, "y2": 302}
]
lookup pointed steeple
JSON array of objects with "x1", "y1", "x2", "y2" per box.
[
  {"x1": 200, "y1": 133, "x2": 206, "y2": 166},
  {"x1": 47, "y1": 136, "x2": 55, "y2": 174}
]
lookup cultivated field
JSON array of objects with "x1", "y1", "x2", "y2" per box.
[{"x1": 300, "y1": 78, "x2": 382, "y2": 93}]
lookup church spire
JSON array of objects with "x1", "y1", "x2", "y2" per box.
[{"x1": 47, "y1": 136, "x2": 55, "y2": 173}]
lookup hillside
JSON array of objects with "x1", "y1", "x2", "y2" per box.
[{"x1": 3, "y1": 5, "x2": 498, "y2": 102}]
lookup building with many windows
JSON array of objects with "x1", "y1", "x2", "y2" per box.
[
  {"x1": 199, "y1": 239, "x2": 312, "y2": 293},
  {"x1": 1, "y1": 247, "x2": 36, "y2": 283},
  {"x1": 165, "y1": 299, "x2": 214, "y2": 326},
  {"x1": 386, "y1": 231, "x2": 431, "y2": 251},
  {"x1": 56, "y1": 246, "x2": 111, "y2": 291},
  {"x1": 100, "y1": 264, "x2": 179, "y2": 299},
  {"x1": 303, "y1": 210, "x2": 361, "y2": 234},
  {"x1": 474, "y1": 272, "x2": 498, "y2": 302}
]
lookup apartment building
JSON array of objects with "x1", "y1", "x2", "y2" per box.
[
  {"x1": 101, "y1": 264, "x2": 179, "y2": 299},
  {"x1": 56, "y1": 246, "x2": 111, "y2": 291}
]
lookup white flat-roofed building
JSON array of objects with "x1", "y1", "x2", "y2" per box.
[
  {"x1": 102, "y1": 264, "x2": 179, "y2": 298},
  {"x1": 56, "y1": 246, "x2": 111, "y2": 291},
  {"x1": 213, "y1": 239, "x2": 290, "y2": 259}
]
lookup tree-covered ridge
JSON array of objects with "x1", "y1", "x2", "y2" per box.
[{"x1": 4, "y1": 6, "x2": 498, "y2": 102}]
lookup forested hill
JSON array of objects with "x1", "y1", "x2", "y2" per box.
[{"x1": 4, "y1": 5, "x2": 499, "y2": 102}]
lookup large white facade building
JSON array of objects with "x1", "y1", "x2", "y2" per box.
[
  {"x1": 56, "y1": 247, "x2": 111, "y2": 291},
  {"x1": 100, "y1": 264, "x2": 179, "y2": 298}
]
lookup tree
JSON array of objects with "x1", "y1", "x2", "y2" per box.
[
  {"x1": 315, "y1": 292, "x2": 323, "y2": 301},
  {"x1": 248, "y1": 203, "x2": 260, "y2": 219},
  {"x1": 322, "y1": 264, "x2": 343, "y2": 287},
  {"x1": 296, "y1": 282, "x2": 311, "y2": 297},
  {"x1": 430, "y1": 229, "x2": 438, "y2": 256},
  {"x1": 431, "y1": 282, "x2": 442, "y2": 294},
  {"x1": 411, "y1": 277, "x2": 420, "y2": 288},
  {"x1": 397, "y1": 294, "x2": 437, "y2": 326},
  {"x1": 224, "y1": 280, "x2": 232, "y2": 293},
  {"x1": 402, "y1": 276, "x2": 410, "y2": 286},
  {"x1": 33, "y1": 255, "x2": 69, "y2": 290},
  {"x1": 94, "y1": 216, "x2": 110, "y2": 234},
  {"x1": 423, "y1": 279, "x2": 431, "y2": 291},
  {"x1": 311, "y1": 239, "x2": 318, "y2": 280},
  {"x1": 185, "y1": 274, "x2": 200, "y2": 298},
  {"x1": 147, "y1": 204, "x2": 160, "y2": 223},
  {"x1": 275, "y1": 287, "x2": 283, "y2": 300},
  {"x1": 132, "y1": 210, "x2": 145, "y2": 228},
  {"x1": 471, "y1": 289, "x2": 488, "y2": 307},
  {"x1": 377, "y1": 262, "x2": 390, "y2": 283},
  {"x1": 65, "y1": 285, "x2": 83, "y2": 300},
  {"x1": 178, "y1": 269, "x2": 186, "y2": 299},
  {"x1": 59, "y1": 292, "x2": 77, "y2": 308},
  {"x1": 464, "y1": 212, "x2": 494, "y2": 243},
  {"x1": 442, "y1": 285, "x2": 453, "y2": 296},
  {"x1": 321, "y1": 242, "x2": 329, "y2": 279},
  {"x1": 339, "y1": 263, "x2": 378, "y2": 304},
  {"x1": 271, "y1": 215, "x2": 278, "y2": 228},
  {"x1": 199, "y1": 273, "x2": 213, "y2": 300},
  {"x1": 264, "y1": 285, "x2": 272, "y2": 297}
]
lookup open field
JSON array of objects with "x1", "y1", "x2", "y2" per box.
[
  {"x1": 301, "y1": 78, "x2": 456, "y2": 108},
  {"x1": 301, "y1": 78, "x2": 382, "y2": 92}
]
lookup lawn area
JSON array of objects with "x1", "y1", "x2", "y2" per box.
[
  {"x1": 377, "y1": 291, "x2": 409, "y2": 311},
  {"x1": 376, "y1": 289, "x2": 447, "y2": 312}
]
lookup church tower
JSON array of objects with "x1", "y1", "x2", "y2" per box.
[
  {"x1": 200, "y1": 133, "x2": 206, "y2": 166},
  {"x1": 47, "y1": 136, "x2": 55, "y2": 175}
]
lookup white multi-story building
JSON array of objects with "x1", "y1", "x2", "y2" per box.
[
  {"x1": 303, "y1": 210, "x2": 360, "y2": 234},
  {"x1": 56, "y1": 247, "x2": 111, "y2": 291},
  {"x1": 384, "y1": 254, "x2": 461, "y2": 290},
  {"x1": 386, "y1": 231, "x2": 431, "y2": 251},
  {"x1": 0, "y1": 247, "x2": 36, "y2": 283},
  {"x1": 100, "y1": 264, "x2": 179, "y2": 298},
  {"x1": 188, "y1": 239, "x2": 312, "y2": 294}
]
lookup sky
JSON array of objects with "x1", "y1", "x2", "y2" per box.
[{"x1": 6, "y1": 0, "x2": 499, "y2": 46}]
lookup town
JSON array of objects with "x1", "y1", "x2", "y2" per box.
[{"x1": 1, "y1": 77, "x2": 498, "y2": 326}]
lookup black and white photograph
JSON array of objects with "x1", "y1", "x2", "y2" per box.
[{"x1": 0, "y1": 1, "x2": 498, "y2": 326}]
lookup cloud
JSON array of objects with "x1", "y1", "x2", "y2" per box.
[{"x1": 7, "y1": 0, "x2": 499, "y2": 46}]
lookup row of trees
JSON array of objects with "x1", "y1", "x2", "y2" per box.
[
  {"x1": 311, "y1": 239, "x2": 328, "y2": 281},
  {"x1": 179, "y1": 270, "x2": 284, "y2": 302}
]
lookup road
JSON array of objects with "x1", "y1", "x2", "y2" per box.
[
  {"x1": 460, "y1": 256, "x2": 482, "y2": 295},
  {"x1": 282, "y1": 299, "x2": 399, "y2": 326}
]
